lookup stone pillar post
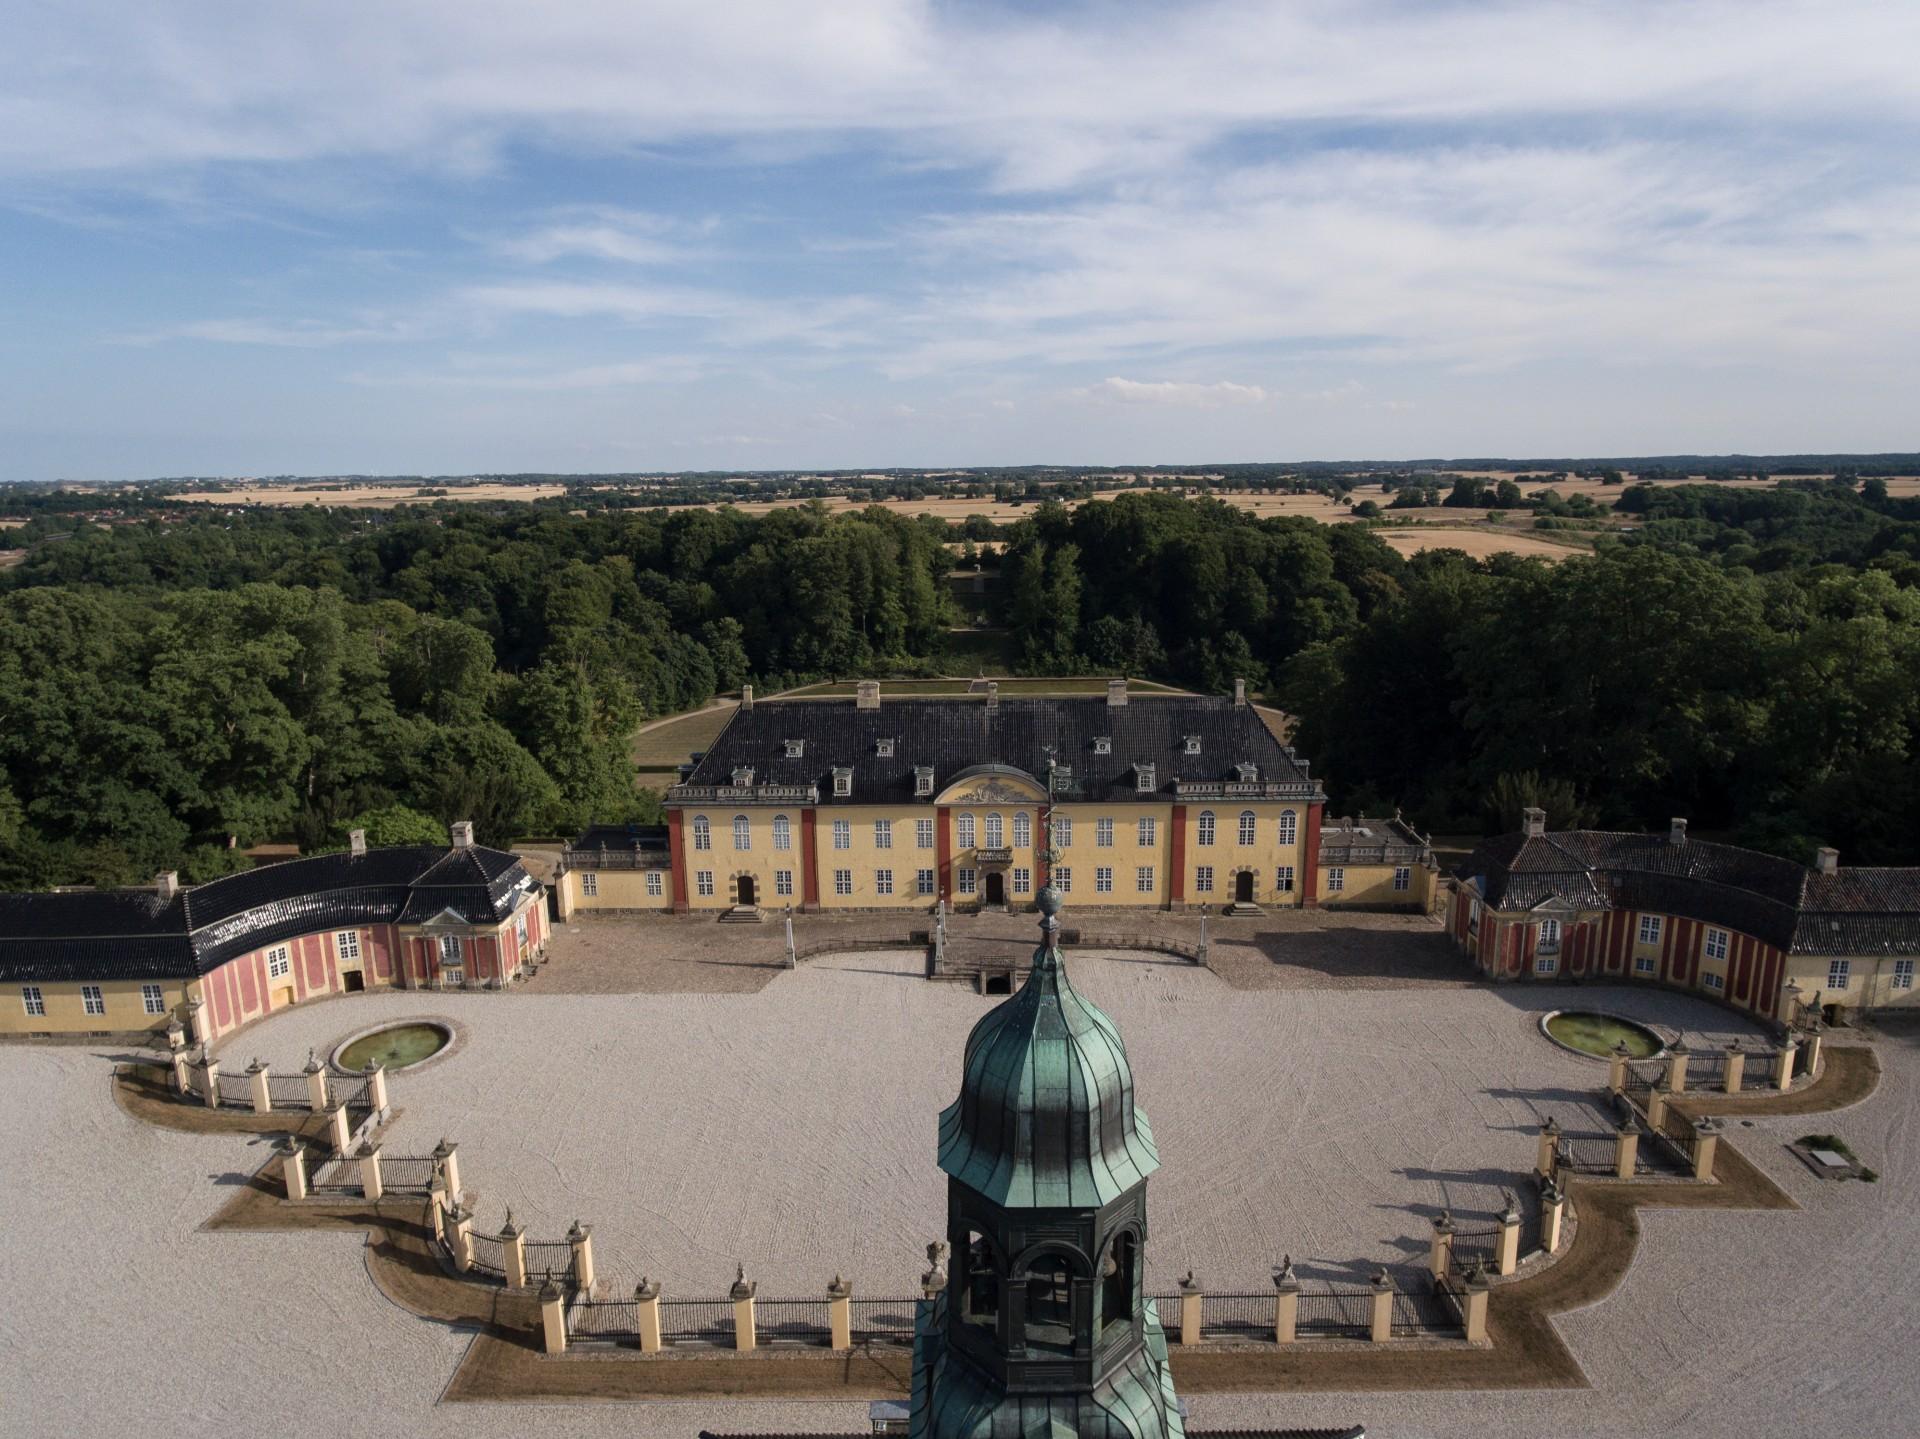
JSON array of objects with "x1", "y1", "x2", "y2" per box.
[
  {"x1": 568, "y1": 1220, "x2": 595, "y2": 1292},
  {"x1": 1691, "y1": 1117, "x2": 1721, "y2": 1181},
  {"x1": 1614, "y1": 1117, "x2": 1640, "y2": 1179},
  {"x1": 1535, "y1": 1118, "x2": 1561, "y2": 1179},
  {"x1": 199, "y1": 1049, "x2": 221, "y2": 1108},
  {"x1": 1460, "y1": 1263, "x2": 1491, "y2": 1344},
  {"x1": 326, "y1": 1103, "x2": 351, "y2": 1155},
  {"x1": 434, "y1": 1139, "x2": 462, "y2": 1202},
  {"x1": 170, "y1": 1047, "x2": 193, "y2": 1095},
  {"x1": 1368, "y1": 1270, "x2": 1395, "y2": 1344},
  {"x1": 304, "y1": 1051, "x2": 329, "y2": 1111},
  {"x1": 427, "y1": 1184, "x2": 448, "y2": 1243},
  {"x1": 166, "y1": 1018, "x2": 187, "y2": 1055},
  {"x1": 366, "y1": 1061, "x2": 390, "y2": 1115},
  {"x1": 1607, "y1": 1041, "x2": 1630, "y2": 1095},
  {"x1": 730, "y1": 1265, "x2": 757, "y2": 1352},
  {"x1": 828, "y1": 1275, "x2": 853, "y2": 1351},
  {"x1": 1646, "y1": 1086, "x2": 1668, "y2": 1130},
  {"x1": 1428, "y1": 1213, "x2": 1455, "y2": 1279},
  {"x1": 636, "y1": 1278, "x2": 663, "y2": 1353},
  {"x1": 1723, "y1": 1043, "x2": 1747, "y2": 1094},
  {"x1": 539, "y1": 1279, "x2": 567, "y2": 1354},
  {"x1": 502, "y1": 1211, "x2": 528, "y2": 1288},
  {"x1": 281, "y1": 1139, "x2": 308, "y2": 1201},
  {"x1": 449, "y1": 1206, "x2": 475, "y2": 1272},
  {"x1": 1802, "y1": 1027, "x2": 1824, "y2": 1079},
  {"x1": 1538, "y1": 1178, "x2": 1565, "y2": 1254},
  {"x1": 248, "y1": 1059, "x2": 271, "y2": 1113},
  {"x1": 358, "y1": 1144, "x2": 384, "y2": 1201},
  {"x1": 1273, "y1": 1259, "x2": 1300, "y2": 1344},
  {"x1": 185, "y1": 996, "x2": 208, "y2": 1047},
  {"x1": 1777, "y1": 1038, "x2": 1798, "y2": 1092},
  {"x1": 1496, "y1": 1194, "x2": 1522, "y2": 1276},
  {"x1": 1177, "y1": 1271, "x2": 1202, "y2": 1347},
  {"x1": 1665, "y1": 1044, "x2": 1689, "y2": 1094}
]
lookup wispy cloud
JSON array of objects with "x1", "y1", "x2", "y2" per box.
[{"x1": 1079, "y1": 378, "x2": 1270, "y2": 409}]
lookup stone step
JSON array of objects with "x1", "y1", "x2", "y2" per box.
[{"x1": 717, "y1": 906, "x2": 765, "y2": 924}]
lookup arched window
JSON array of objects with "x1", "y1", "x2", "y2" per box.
[
  {"x1": 1013, "y1": 812, "x2": 1031, "y2": 848},
  {"x1": 1237, "y1": 810, "x2": 1256, "y2": 846},
  {"x1": 692, "y1": 815, "x2": 711, "y2": 851},
  {"x1": 1100, "y1": 1230, "x2": 1137, "y2": 1329},
  {"x1": 1023, "y1": 1256, "x2": 1075, "y2": 1355},
  {"x1": 1278, "y1": 809, "x2": 1297, "y2": 846},
  {"x1": 1197, "y1": 811, "x2": 1216, "y2": 847},
  {"x1": 733, "y1": 815, "x2": 751, "y2": 851},
  {"x1": 985, "y1": 812, "x2": 1004, "y2": 848},
  {"x1": 772, "y1": 814, "x2": 791, "y2": 851},
  {"x1": 958, "y1": 813, "x2": 976, "y2": 848},
  {"x1": 962, "y1": 1230, "x2": 1000, "y2": 1330}
]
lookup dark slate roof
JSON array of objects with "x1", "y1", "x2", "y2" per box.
[
  {"x1": 676, "y1": 694, "x2": 1319, "y2": 806},
  {"x1": 0, "y1": 844, "x2": 536, "y2": 985},
  {"x1": 1458, "y1": 830, "x2": 1920, "y2": 956},
  {"x1": 568, "y1": 823, "x2": 671, "y2": 855}
]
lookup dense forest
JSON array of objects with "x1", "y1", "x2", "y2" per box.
[{"x1": 3, "y1": 477, "x2": 1920, "y2": 887}]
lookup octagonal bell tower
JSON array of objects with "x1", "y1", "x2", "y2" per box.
[{"x1": 910, "y1": 887, "x2": 1184, "y2": 1439}]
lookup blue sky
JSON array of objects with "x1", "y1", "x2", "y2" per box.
[{"x1": 3, "y1": 0, "x2": 1918, "y2": 479}]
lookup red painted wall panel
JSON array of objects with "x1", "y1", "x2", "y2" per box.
[
  {"x1": 1301, "y1": 801, "x2": 1323, "y2": 905},
  {"x1": 936, "y1": 806, "x2": 952, "y2": 901},
  {"x1": 668, "y1": 809, "x2": 690, "y2": 913},
  {"x1": 238, "y1": 953, "x2": 258, "y2": 1013},
  {"x1": 1169, "y1": 805, "x2": 1187, "y2": 904}
]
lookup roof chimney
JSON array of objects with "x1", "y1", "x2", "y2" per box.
[
  {"x1": 740, "y1": 684, "x2": 753, "y2": 712},
  {"x1": 1815, "y1": 846, "x2": 1839, "y2": 875},
  {"x1": 986, "y1": 681, "x2": 999, "y2": 711},
  {"x1": 1107, "y1": 678, "x2": 1128, "y2": 708},
  {"x1": 1668, "y1": 817, "x2": 1688, "y2": 846},
  {"x1": 450, "y1": 820, "x2": 474, "y2": 850},
  {"x1": 1233, "y1": 677, "x2": 1247, "y2": 708},
  {"x1": 155, "y1": 871, "x2": 179, "y2": 901},
  {"x1": 855, "y1": 680, "x2": 881, "y2": 711},
  {"x1": 1521, "y1": 807, "x2": 1547, "y2": 838},
  {"x1": 348, "y1": 828, "x2": 367, "y2": 858}
]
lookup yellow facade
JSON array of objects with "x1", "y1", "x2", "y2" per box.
[
  {"x1": 1318, "y1": 861, "x2": 1432, "y2": 910},
  {"x1": 682, "y1": 805, "x2": 806, "y2": 910},
  {"x1": 3, "y1": 977, "x2": 185, "y2": 1036},
  {"x1": 1176, "y1": 801, "x2": 1313, "y2": 908},
  {"x1": 814, "y1": 803, "x2": 942, "y2": 910},
  {"x1": 559, "y1": 866, "x2": 675, "y2": 913},
  {"x1": 1046, "y1": 801, "x2": 1173, "y2": 907}
]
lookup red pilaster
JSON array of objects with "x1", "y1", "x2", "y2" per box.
[
  {"x1": 1300, "y1": 800, "x2": 1324, "y2": 907},
  {"x1": 668, "y1": 808, "x2": 690, "y2": 913},
  {"x1": 800, "y1": 808, "x2": 821, "y2": 910},
  {"x1": 936, "y1": 806, "x2": 953, "y2": 901},
  {"x1": 1169, "y1": 804, "x2": 1187, "y2": 907}
]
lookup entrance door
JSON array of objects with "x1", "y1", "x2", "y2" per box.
[
  {"x1": 984, "y1": 872, "x2": 1005, "y2": 906},
  {"x1": 342, "y1": 970, "x2": 366, "y2": 993},
  {"x1": 737, "y1": 875, "x2": 757, "y2": 908},
  {"x1": 1234, "y1": 871, "x2": 1255, "y2": 904}
]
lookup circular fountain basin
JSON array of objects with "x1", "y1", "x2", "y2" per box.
[
  {"x1": 1541, "y1": 1009, "x2": 1665, "y2": 1060},
  {"x1": 332, "y1": 1020, "x2": 453, "y2": 1074}
]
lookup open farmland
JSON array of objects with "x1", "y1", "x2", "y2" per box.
[
  {"x1": 171, "y1": 482, "x2": 569, "y2": 507},
  {"x1": 1374, "y1": 526, "x2": 1592, "y2": 561}
]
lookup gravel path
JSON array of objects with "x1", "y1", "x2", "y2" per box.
[{"x1": 1, "y1": 954, "x2": 1909, "y2": 1439}]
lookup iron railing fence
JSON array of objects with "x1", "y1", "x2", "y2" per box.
[
  {"x1": 267, "y1": 1075, "x2": 314, "y2": 1108},
  {"x1": 849, "y1": 1298, "x2": 919, "y2": 1344},
  {"x1": 468, "y1": 1232, "x2": 508, "y2": 1278},
  {"x1": 380, "y1": 1156, "x2": 438, "y2": 1193},
  {"x1": 1200, "y1": 1291, "x2": 1273, "y2": 1339},
  {"x1": 1391, "y1": 1287, "x2": 1462, "y2": 1337},
  {"x1": 568, "y1": 1300, "x2": 637, "y2": 1341},
  {"x1": 660, "y1": 1299, "x2": 736, "y2": 1344},
  {"x1": 1150, "y1": 1294, "x2": 1182, "y2": 1331},
  {"x1": 1449, "y1": 1226, "x2": 1501, "y2": 1268},
  {"x1": 1292, "y1": 1289, "x2": 1372, "y2": 1339},
  {"x1": 308, "y1": 1156, "x2": 360, "y2": 1196},
  {"x1": 754, "y1": 1298, "x2": 833, "y2": 1345},
  {"x1": 1559, "y1": 1135, "x2": 1619, "y2": 1173},
  {"x1": 523, "y1": 1241, "x2": 574, "y2": 1286}
]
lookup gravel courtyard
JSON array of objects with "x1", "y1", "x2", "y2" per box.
[{"x1": 2, "y1": 940, "x2": 1912, "y2": 1439}]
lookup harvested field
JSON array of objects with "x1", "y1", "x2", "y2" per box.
[
  {"x1": 1375, "y1": 527, "x2": 1589, "y2": 561},
  {"x1": 172, "y1": 482, "x2": 569, "y2": 507},
  {"x1": 628, "y1": 699, "x2": 737, "y2": 773}
]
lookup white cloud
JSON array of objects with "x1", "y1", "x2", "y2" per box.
[{"x1": 1079, "y1": 378, "x2": 1270, "y2": 409}]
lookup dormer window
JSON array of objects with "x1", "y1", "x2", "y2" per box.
[
  {"x1": 1135, "y1": 763, "x2": 1156, "y2": 793},
  {"x1": 876, "y1": 737, "x2": 895, "y2": 757},
  {"x1": 1050, "y1": 763, "x2": 1072, "y2": 789},
  {"x1": 832, "y1": 767, "x2": 853, "y2": 797},
  {"x1": 1236, "y1": 762, "x2": 1258, "y2": 782},
  {"x1": 1183, "y1": 735, "x2": 1202, "y2": 755},
  {"x1": 731, "y1": 766, "x2": 755, "y2": 787},
  {"x1": 784, "y1": 739, "x2": 805, "y2": 758},
  {"x1": 914, "y1": 766, "x2": 934, "y2": 797},
  {"x1": 1093, "y1": 736, "x2": 1112, "y2": 755}
]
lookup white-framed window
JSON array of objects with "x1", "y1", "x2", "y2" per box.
[
  {"x1": 1278, "y1": 810, "x2": 1297, "y2": 846},
  {"x1": 1326, "y1": 867, "x2": 1345, "y2": 893},
  {"x1": 1096, "y1": 818, "x2": 1114, "y2": 848},
  {"x1": 142, "y1": 983, "x2": 166, "y2": 1014},
  {"x1": 1197, "y1": 811, "x2": 1216, "y2": 846},
  {"x1": 1638, "y1": 915, "x2": 1662, "y2": 945},
  {"x1": 834, "y1": 869, "x2": 853, "y2": 897},
  {"x1": 1094, "y1": 735, "x2": 1111, "y2": 755},
  {"x1": 22, "y1": 985, "x2": 44, "y2": 1017},
  {"x1": 1054, "y1": 866, "x2": 1071, "y2": 892},
  {"x1": 1013, "y1": 867, "x2": 1032, "y2": 895},
  {"x1": 580, "y1": 872, "x2": 598, "y2": 897},
  {"x1": 1634, "y1": 955, "x2": 1656, "y2": 975},
  {"x1": 833, "y1": 768, "x2": 852, "y2": 797},
  {"x1": 985, "y1": 813, "x2": 1004, "y2": 847},
  {"x1": 1183, "y1": 735, "x2": 1201, "y2": 755},
  {"x1": 875, "y1": 819, "x2": 893, "y2": 850},
  {"x1": 1136, "y1": 865, "x2": 1155, "y2": 893},
  {"x1": 337, "y1": 930, "x2": 362, "y2": 961},
  {"x1": 1013, "y1": 813, "x2": 1031, "y2": 847},
  {"x1": 1196, "y1": 865, "x2": 1214, "y2": 894},
  {"x1": 1276, "y1": 865, "x2": 1295, "y2": 892},
  {"x1": 784, "y1": 738, "x2": 805, "y2": 758},
  {"x1": 1237, "y1": 811, "x2": 1256, "y2": 846},
  {"x1": 1096, "y1": 866, "x2": 1114, "y2": 894},
  {"x1": 915, "y1": 766, "x2": 934, "y2": 796},
  {"x1": 1704, "y1": 927, "x2": 1729, "y2": 961},
  {"x1": 646, "y1": 871, "x2": 663, "y2": 897},
  {"x1": 876, "y1": 869, "x2": 894, "y2": 896},
  {"x1": 876, "y1": 736, "x2": 894, "y2": 757},
  {"x1": 733, "y1": 815, "x2": 751, "y2": 851},
  {"x1": 1702, "y1": 971, "x2": 1725, "y2": 992},
  {"x1": 832, "y1": 820, "x2": 851, "y2": 850},
  {"x1": 692, "y1": 814, "x2": 711, "y2": 850},
  {"x1": 267, "y1": 946, "x2": 291, "y2": 978},
  {"x1": 1137, "y1": 817, "x2": 1156, "y2": 847},
  {"x1": 1538, "y1": 918, "x2": 1561, "y2": 952},
  {"x1": 917, "y1": 818, "x2": 935, "y2": 849},
  {"x1": 1393, "y1": 867, "x2": 1410, "y2": 892},
  {"x1": 772, "y1": 814, "x2": 791, "y2": 851},
  {"x1": 958, "y1": 868, "x2": 977, "y2": 896},
  {"x1": 82, "y1": 984, "x2": 105, "y2": 1016},
  {"x1": 1535, "y1": 955, "x2": 1557, "y2": 975},
  {"x1": 437, "y1": 936, "x2": 464, "y2": 968},
  {"x1": 696, "y1": 871, "x2": 715, "y2": 897},
  {"x1": 1895, "y1": 959, "x2": 1915, "y2": 991},
  {"x1": 1828, "y1": 959, "x2": 1851, "y2": 990},
  {"x1": 958, "y1": 813, "x2": 976, "y2": 848},
  {"x1": 1055, "y1": 816, "x2": 1073, "y2": 846},
  {"x1": 916, "y1": 869, "x2": 936, "y2": 895},
  {"x1": 775, "y1": 870, "x2": 793, "y2": 897},
  {"x1": 515, "y1": 914, "x2": 529, "y2": 948},
  {"x1": 1135, "y1": 764, "x2": 1155, "y2": 793}
]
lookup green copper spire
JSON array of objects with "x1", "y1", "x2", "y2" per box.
[{"x1": 937, "y1": 886, "x2": 1160, "y2": 1208}]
